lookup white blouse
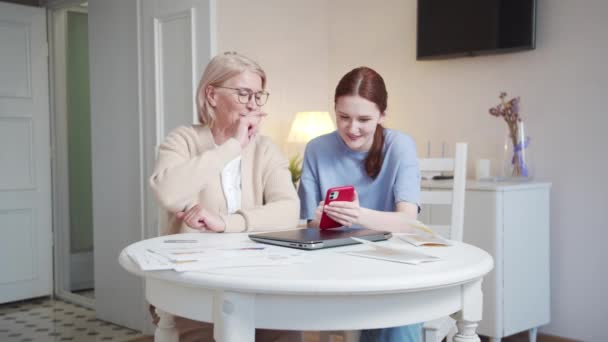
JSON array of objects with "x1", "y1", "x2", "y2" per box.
[{"x1": 220, "y1": 154, "x2": 242, "y2": 214}]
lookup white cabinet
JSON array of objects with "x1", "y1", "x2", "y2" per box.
[{"x1": 421, "y1": 180, "x2": 551, "y2": 342}]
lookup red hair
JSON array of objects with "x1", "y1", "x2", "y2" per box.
[{"x1": 334, "y1": 67, "x2": 387, "y2": 179}]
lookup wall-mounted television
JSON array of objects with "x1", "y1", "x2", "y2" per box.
[{"x1": 417, "y1": 0, "x2": 537, "y2": 60}]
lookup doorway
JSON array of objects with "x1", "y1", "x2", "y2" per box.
[{"x1": 48, "y1": 1, "x2": 94, "y2": 308}]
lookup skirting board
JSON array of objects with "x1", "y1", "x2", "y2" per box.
[
  {"x1": 539, "y1": 334, "x2": 583, "y2": 342},
  {"x1": 502, "y1": 331, "x2": 583, "y2": 342}
]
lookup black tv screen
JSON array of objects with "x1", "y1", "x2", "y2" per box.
[{"x1": 417, "y1": 0, "x2": 536, "y2": 60}]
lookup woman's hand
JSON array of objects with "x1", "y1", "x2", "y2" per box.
[
  {"x1": 305, "y1": 201, "x2": 324, "y2": 228},
  {"x1": 233, "y1": 111, "x2": 267, "y2": 149},
  {"x1": 323, "y1": 190, "x2": 362, "y2": 227},
  {"x1": 175, "y1": 204, "x2": 226, "y2": 232}
]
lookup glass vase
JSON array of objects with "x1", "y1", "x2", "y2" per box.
[{"x1": 502, "y1": 121, "x2": 532, "y2": 179}]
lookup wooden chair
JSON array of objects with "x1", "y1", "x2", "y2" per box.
[{"x1": 320, "y1": 143, "x2": 468, "y2": 342}]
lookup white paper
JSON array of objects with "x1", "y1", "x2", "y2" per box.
[
  {"x1": 127, "y1": 240, "x2": 311, "y2": 273},
  {"x1": 346, "y1": 237, "x2": 440, "y2": 265},
  {"x1": 345, "y1": 249, "x2": 439, "y2": 265},
  {"x1": 127, "y1": 248, "x2": 173, "y2": 271}
]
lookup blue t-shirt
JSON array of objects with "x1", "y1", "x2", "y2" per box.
[
  {"x1": 297, "y1": 128, "x2": 422, "y2": 342},
  {"x1": 298, "y1": 128, "x2": 420, "y2": 221}
]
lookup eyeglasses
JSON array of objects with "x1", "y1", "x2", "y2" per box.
[{"x1": 215, "y1": 86, "x2": 270, "y2": 106}]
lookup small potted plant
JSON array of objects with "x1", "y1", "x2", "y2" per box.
[{"x1": 288, "y1": 154, "x2": 303, "y2": 188}]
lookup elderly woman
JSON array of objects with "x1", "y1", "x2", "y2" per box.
[
  {"x1": 150, "y1": 51, "x2": 299, "y2": 235},
  {"x1": 149, "y1": 52, "x2": 300, "y2": 341}
]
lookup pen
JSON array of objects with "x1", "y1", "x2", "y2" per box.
[
  {"x1": 220, "y1": 247, "x2": 266, "y2": 251},
  {"x1": 163, "y1": 239, "x2": 197, "y2": 243}
]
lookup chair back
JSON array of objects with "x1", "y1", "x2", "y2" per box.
[{"x1": 418, "y1": 143, "x2": 467, "y2": 241}]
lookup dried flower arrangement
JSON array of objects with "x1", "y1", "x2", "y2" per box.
[{"x1": 489, "y1": 92, "x2": 530, "y2": 177}]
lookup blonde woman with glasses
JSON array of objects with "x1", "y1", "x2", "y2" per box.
[{"x1": 149, "y1": 52, "x2": 300, "y2": 341}]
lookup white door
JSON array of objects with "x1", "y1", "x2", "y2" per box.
[
  {"x1": 89, "y1": 0, "x2": 214, "y2": 332},
  {"x1": 0, "y1": 2, "x2": 52, "y2": 303},
  {"x1": 141, "y1": 0, "x2": 216, "y2": 239}
]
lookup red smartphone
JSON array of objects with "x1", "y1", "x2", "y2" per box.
[{"x1": 319, "y1": 185, "x2": 355, "y2": 229}]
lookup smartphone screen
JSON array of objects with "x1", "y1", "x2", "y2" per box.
[{"x1": 319, "y1": 185, "x2": 355, "y2": 229}]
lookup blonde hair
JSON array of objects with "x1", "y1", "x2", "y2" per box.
[{"x1": 196, "y1": 52, "x2": 266, "y2": 126}]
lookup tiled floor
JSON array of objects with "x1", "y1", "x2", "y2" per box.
[
  {"x1": 0, "y1": 296, "x2": 562, "y2": 342},
  {"x1": 0, "y1": 296, "x2": 143, "y2": 342}
]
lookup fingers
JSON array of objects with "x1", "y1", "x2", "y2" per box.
[
  {"x1": 180, "y1": 205, "x2": 207, "y2": 229},
  {"x1": 187, "y1": 217, "x2": 206, "y2": 229},
  {"x1": 196, "y1": 208, "x2": 225, "y2": 232},
  {"x1": 314, "y1": 201, "x2": 324, "y2": 221},
  {"x1": 234, "y1": 115, "x2": 260, "y2": 148},
  {"x1": 324, "y1": 205, "x2": 358, "y2": 220},
  {"x1": 323, "y1": 210, "x2": 354, "y2": 227},
  {"x1": 327, "y1": 200, "x2": 358, "y2": 209},
  {"x1": 183, "y1": 205, "x2": 199, "y2": 224},
  {"x1": 323, "y1": 204, "x2": 359, "y2": 227}
]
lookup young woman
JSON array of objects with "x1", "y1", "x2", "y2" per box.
[{"x1": 298, "y1": 66, "x2": 421, "y2": 342}]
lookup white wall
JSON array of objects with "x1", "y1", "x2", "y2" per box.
[
  {"x1": 216, "y1": 0, "x2": 330, "y2": 153},
  {"x1": 217, "y1": 0, "x2": 608, "y2": 340}
]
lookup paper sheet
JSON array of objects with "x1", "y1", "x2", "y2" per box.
[
  {"x1": 345, "y1": 237, "x2": 440, "y2": 265},
  {"x1": 128, "y1": 241, "x2": 311, "y2": 272}
]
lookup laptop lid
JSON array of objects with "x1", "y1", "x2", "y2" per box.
[{"x1": 249, "y1": 227, "x2": 392, "y2": 250}]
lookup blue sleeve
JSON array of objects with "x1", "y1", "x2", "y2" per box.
[
  {"x1": 297, "y1": 143, "x2": 322, "y2": 220},
  {"x1": 393, "y1": 135, "x2": 420, "y2": 205}
]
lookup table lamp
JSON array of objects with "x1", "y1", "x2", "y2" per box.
[
  {"x1": 287, "y1": 111, "x2": 335, "y2": 143},
  {"x1": 286, "y1": 111, "x2": 335, "y2": 185}
]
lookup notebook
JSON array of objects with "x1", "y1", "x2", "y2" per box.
[{"x1": 249, "y1": 227, "x2": 392, "y2": 250}]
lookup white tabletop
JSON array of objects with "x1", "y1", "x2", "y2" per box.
[
  {"x1": 120, "y1": 232, "x2": 493, "y2": 295},
  {"x1": 119, "y1": 232, "x2": 494, "y2": 342}
]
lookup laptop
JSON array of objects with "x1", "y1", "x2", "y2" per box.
[{"x1": 249, "y1": 227, "x2": 392, "y2": 250}]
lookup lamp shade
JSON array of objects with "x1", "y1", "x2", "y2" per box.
[{"x1": 286, "y1": 111, "x2": 335, "y2": 143}]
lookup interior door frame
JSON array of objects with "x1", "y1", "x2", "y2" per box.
[{"x1": 47, "y1": 0, "x2": 94, "y2": 309}]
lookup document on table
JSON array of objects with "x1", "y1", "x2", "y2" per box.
[
  {"x1": 127, "y1": 241, "x2": 310, "y2": 272},
  {"x1": 344, "y1": 237, "x2": 440, "y2": 265},
  {"x1": 127, "y1": 247, "x2": 173, "y2": 271}
]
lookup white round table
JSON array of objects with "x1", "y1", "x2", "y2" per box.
[{"x1": 119, "y1": 233, "x2": 493, "y2": 342}]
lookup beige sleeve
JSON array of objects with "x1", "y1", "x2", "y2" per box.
[
  {"x1": 222, "y1": 140, "x2": 300, "y2": 233},
  {"x1": 149, "y1": 126, "x2": 241, "y2": 213}
]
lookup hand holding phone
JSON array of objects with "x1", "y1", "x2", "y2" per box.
[{"x1": 319, "y1": 185, "x2": 356, "y2": 229}]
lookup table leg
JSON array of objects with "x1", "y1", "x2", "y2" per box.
[
  {"x1": 453, "y1": 320, "x2": 481, "y2": 342},
  {"x1": 529, "y1": 327, "x2": 538, "y2": 342},
  {"x1": 452, "y1": 279, "x2": 483, "y2": 342},
  {"x1": 213, "y1": 291, "x2": 255, "y2": 342},
  {"x1": 154, "y1": 308, "x2": 178, "y2": 342}
]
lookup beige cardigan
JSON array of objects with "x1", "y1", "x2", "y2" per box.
[{"x1": 150, "y1": 125, "x2": 300, "y2": 235}]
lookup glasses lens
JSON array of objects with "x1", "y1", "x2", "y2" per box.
[
  {"x1": 236, "y1": 90, "x2": 251, "y2": 104},
  {"x1": 229, "y1": 88, "x2": 268, "y2": 106},
  {"x1": 255, "y1": 92, "x2": 269, "y2": 106}
]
